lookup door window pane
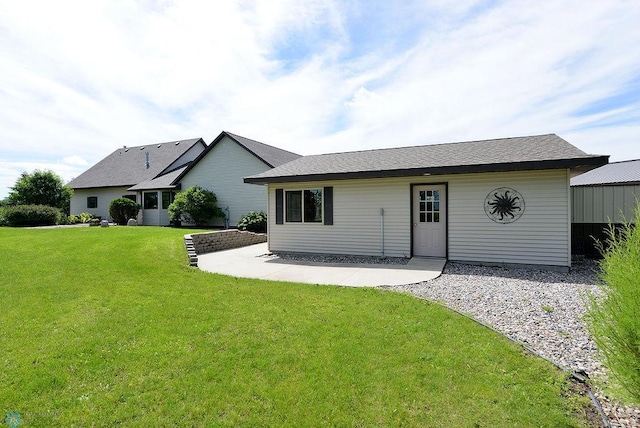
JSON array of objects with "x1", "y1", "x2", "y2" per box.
[
  {"x1": 434, "y1": 212, "x2": 440, "y2": 222},
  {"x1": 419, "y1": 191, "x2": 425, "y2": 201},
  {"x1": 420, "y1": 213, "x2": 425, "y2": 222}
]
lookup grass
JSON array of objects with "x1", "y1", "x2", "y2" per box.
[
  {"x1": 0, "y1": 227, "x2": 592, "y2": 426},
  {"x1": 587, "y1": 205, "x2": 640, "y2": 403}
]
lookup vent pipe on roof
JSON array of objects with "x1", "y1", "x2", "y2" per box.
[{"x1": 145, "y1": 152, "x2": 150, "y2": 169}]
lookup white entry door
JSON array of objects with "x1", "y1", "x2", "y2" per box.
[{"x1": 412, "y1": 185, "x2": 447, "y2": 257}]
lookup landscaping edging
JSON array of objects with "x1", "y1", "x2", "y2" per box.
[{"x1": 183, "y1": 229, "x2": 267, "y2": 267}]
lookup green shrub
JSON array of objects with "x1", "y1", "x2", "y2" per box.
[
  {"x1": 67, "y1": 215, "x2": 80, "y2": 224},
  {"x1": 4, "y1": 205, "x2": 62, "y2": 227},
  {"x1": 0, "y1": 207, "x2": 6, "y2": 226},
  {"x1": 78, "y1": 212, "x2": 93, "y2": 223},
  {"x1": 237, "y1": 211, "x2": 267, "y2": 233},
  {"x1": 168, "y1": 186, "x2": 224, "y2": 226},
  {"x1": 109, "y1": 198, "x2": 140, "y2": 225},
  {"x1": 587, "y1": 203, "x2": 640, "y2": 402}
]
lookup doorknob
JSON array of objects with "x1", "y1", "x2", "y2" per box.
[{"x1": 413, "y1": 223, "x2": 417, "y2": 227}]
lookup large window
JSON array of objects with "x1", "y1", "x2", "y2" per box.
[
  {"x1": 87, "y1": 196, "x2": 97, "y2": 209},
  {"x1": 162, "y1": 191, "x2": 174, "y2": 209},
  {"x1": 143, "y1": 192, "x2": 158, "y2": 209},
  {"x1": 285, "y1": 189, "x2": 322, "y2": 223}
]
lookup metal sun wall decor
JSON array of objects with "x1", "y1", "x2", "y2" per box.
[{"x1": 484, "y1": 187, "x2": 525, "y2": 223}]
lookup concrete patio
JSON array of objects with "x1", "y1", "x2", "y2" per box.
[{"x1": 197, "y1": 243, "x2": 446, "y2": 287}]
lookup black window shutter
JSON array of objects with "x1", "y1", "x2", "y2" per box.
[
  {"x1": 275, "y1": 189, "x2": 284, "y2": 225},
  {"x1": 323, "y1": 186, "x2": 333, "y2": 225}
]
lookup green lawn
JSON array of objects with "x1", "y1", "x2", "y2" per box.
[{"x1": 0, "y1": 227, "x2": 591, "y2": 426}]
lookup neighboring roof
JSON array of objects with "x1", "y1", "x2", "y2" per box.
[
  {"x1": 245, "y1": 134, "x2": 608, "y2": 184},
  {"x1": 127, "y1": 164, "x2": 189, "y2": 191},
  {"x1": 68, "y1": 138, "x2": 205, "y2": 189},
  {"x1": 171, "y1": 131, "x2": 301, "y2": 184},
  {"x1": 224, "y1": 132, "x2": 301, "y2": 167},
  {"x1": 571, "y1": 159, "x2": 640, "y2": 186}
]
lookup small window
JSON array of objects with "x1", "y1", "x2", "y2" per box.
[
  {"x1": 122, "y1": 194, "x2": 136, "y2": 202},
  {"x1": 162, "y1": 191, "x2": 174, "y2": 209},
  {"x1": 285, "y1": 189, "x2": 322, "y2": 223},
  {"x1": 144, "y1": 192, "x2": 158, "y2": 209},
  {"x1": 303, "y1": 189, "x2": 322, "y2": 222},
  {"x1": 286, "y1": 191, "x2": 302, "y2": 222},
  {"x1": 87, "y1": 196, "x2": 97, "y2": 209}
]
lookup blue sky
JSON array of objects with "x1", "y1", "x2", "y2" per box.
[{"x1": 1, "y1": 0, "x2": 639, "y2": 198}]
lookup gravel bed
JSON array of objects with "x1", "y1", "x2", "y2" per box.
[
  {"x1": 384, "y1": 260, "x2": 640, "y2": 427},
  {"x1": 272, "y1": 252, "x2": 409, "y2": 265}
]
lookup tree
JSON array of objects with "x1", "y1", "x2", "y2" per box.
[
  {"x1": 7, "y1": 170, "x2": 73, "y2": 213},
  {"x1": 587, "y1": 203, "x2": 640, "y2": 401},
  {"x1": 109, "y1": 198, "x2": 140, "y2": 225},
  {"x1": 168, "y1": 186, "x2": 224, "y2": 226}
]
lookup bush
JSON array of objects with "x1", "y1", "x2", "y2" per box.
[
  {"x1": 168, "y1": 186, "x2": 224, "y2": 227},
  {"x1": 4, "y1": 205, "x2": 62, "y2": 227},
  {"x1": 587, "y1": 203, "x2": 640, "y2": 401},
  {"x1": 237, "y1": 211, "x2": 267, "y2": 233},
  {"x1": 109, "y1": 198, "x2": 140, "y2": 225},
  {"x1": 79, "y1": 212, "x2": 93, "y2": 223},
  {"x1": 0, "y1": 207, "x2": 6, "y2": 226}
]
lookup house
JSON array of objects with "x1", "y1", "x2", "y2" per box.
[
  {"x1": 173, "y1": 131, "x2": 301, "y2": 227},
  {"x1": 571, "y1": 159, "x2": 640, "y2": 257},
  {"x1": 245, "y1": 134, "x2": 608, "y2": 271},
  {"x1": 69, "y1": 131, "x2": 300, "y2": 226},
  {"x1": 69, "y1": 138, "x2": 207, "y2": 224}
]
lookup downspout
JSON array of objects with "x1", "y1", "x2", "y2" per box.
[{"x1": 380, "y1": 208, "x2": 385, "y2": 256}]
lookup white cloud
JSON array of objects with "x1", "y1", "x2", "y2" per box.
[{"x1": 0, "y1": 0, "x2": 639, "y2": 198}]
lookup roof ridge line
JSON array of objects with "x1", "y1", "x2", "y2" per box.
[
  {"x1": 114, "y1": 137, "x2": 202, "y2": 151},
  {"x1": 304, "y1": 133, "x2": 559, "y2": 158}
]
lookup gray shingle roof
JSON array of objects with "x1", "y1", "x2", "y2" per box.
[
  {"x1": 224, "y1": 132, "x2": 301, "y2": 167},
  {"x1": 68, "y1": 138, "x2": 205, "y2": 189},
  {"x1": 171, "y1": 131, "x2": 301, "y2": 184},
  {"x1": 245, "y1": 134, "x2": 608, "y2": 184},
  {"x1": 128, "y1": 165, "x2": 189, "y2": 191},
  {"x1": 571, "y1": 159, "x2": 640, "y2": 186}
]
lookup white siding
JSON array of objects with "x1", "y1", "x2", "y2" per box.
[
  {"x1": 572, "y1": 185, "x2": 640, "y2": 224},
  {"x1": 268, "y1": 178, "x2": 411, "y2": 257},
  {"x1": 447, "y1": 169, "x2": 570, "y2": 267},
  {"x1": 267, "y1": 169, "x2": 571, "y2": 268},
  {"x1": 179, "y1": 136, "x2": 271, "y2": 226},
  {"x1": 70, "y1": 187, "x2": 137, "y2": 221}
]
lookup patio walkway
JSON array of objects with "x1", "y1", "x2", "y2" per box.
[{"x1": 197, "y1": 243, "x2": 445, "y2": 287}]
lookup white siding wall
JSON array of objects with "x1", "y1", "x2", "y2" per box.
[
  {"x1": 268, "y1": 178, "x2": 411, "y2": 257},
  {"x1": 70, "y1": 187, "x2": 136, "y2": 220},
  {"x1": 572, "y1": 185, "x2": 640, "y2": 224},
  {"x1": 448, "y1": 169, "x2": 570, "y2": 267},
  {"x1": 179, "y1": 136, "x2": 271, "y2": 226},
  {"x1": 267, "y1": 169, "x2": 571, "y2": 267}
]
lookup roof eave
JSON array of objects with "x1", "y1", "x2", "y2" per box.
[{"x1": 244, "y1": 156, "x2": 610, "y2": 184}]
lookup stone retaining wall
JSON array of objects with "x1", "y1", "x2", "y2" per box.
[{"x1": 184, "y1": 230, "x2": 267, "y2": 266}]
